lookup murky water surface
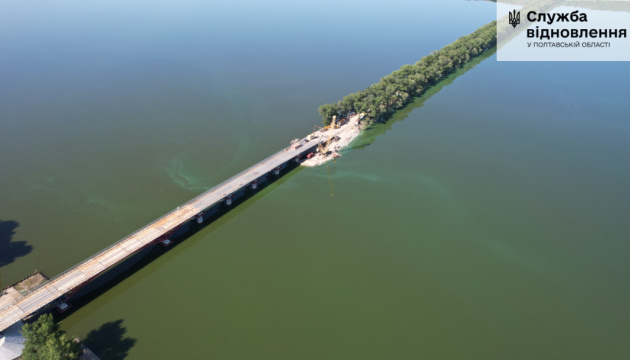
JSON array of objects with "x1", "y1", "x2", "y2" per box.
[{"x1": 1, "y1": 1, "x2": 629, "y2": 359}]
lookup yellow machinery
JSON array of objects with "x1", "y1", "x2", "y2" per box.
[
  {"x1": 323, "y1": 116, "x2": 337, "y2": 131},
  {"x1": 317, "y1": 135, "x2": 339, "y2": 154},
  {"x1": 331, "y1": 115, "x2": 339, "y2": 129},
  {"x1": 317, "y1": 136, "x2": 327, "y2": 153}
]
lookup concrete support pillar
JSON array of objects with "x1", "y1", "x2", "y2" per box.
[
  {"x1": 251, "y1": 181, "x2": 258, "y2": 190},
  {"x1": 56, "y1": 302, "x2": 70, "y2": 313},
  {"x1": 226, "y1": 195, "x2": 233, "y2": 206},
  {"x1": 196, "y1": 214, "x2": 204, "y2": 224},
  {"x1": 273, "y1": 167, "x2": 280, "y2": 175}
]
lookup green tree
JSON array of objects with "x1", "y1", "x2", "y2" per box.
[
  {"x1": 316, "y1": 21, "x2": 497, "y2": 126},
  {"x1": 318, "y1": 103, "x2": 339, "y2": 125},
  {"x1": 21, "y1": 314, "x2": 81, "y2": 360}
]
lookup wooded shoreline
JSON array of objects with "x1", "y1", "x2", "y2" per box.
[{"x1": 318, "y1": 21, "x2": 497, "y2": 126}]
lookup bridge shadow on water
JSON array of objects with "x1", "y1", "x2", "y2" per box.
[
  {"x1": 346, "y1": 47, "x2": 497, "y2": 153},
  {"x1": 82, "y1": 319, "x2": 136, "y2": 360},
  {"x1": 0, "y1": 219, "x2": 33, "y2": 272},
  {"x1": 53, "y1": 162, "x2": 305, "y2": 322}
]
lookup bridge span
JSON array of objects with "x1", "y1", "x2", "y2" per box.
[{"x1": 0, "y1": 135, "x2": 320, "y2": 332}]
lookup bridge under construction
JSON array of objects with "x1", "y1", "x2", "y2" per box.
[{"x1": 0, "y1": 135, "x2": 320, "y2": 332}]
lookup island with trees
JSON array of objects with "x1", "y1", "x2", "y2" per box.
[{"x1": 318, "y1": 21, "x2": 497, "y2": 126}]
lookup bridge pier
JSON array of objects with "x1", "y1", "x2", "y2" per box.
[
  {"x1": 160, "y1": 238, "x2": 172, "y2": 247},
  {"x1": 196, "y1": 213, "x2": 204, "y2": 224},
  {"x1": 55, "y1": 301, "x2": 71, "y2": 313}
]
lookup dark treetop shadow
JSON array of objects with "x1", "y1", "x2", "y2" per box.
[
  {"x1": 83, "y1": 319, "x2": 137, "y2": 360},
  {"x1": 0, "y1": 219, "x2": 33, "y2": 269}
]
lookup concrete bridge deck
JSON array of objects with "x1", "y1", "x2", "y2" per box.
[{"x1": 0, "y1": 135, "x2": 319, "y2": 332}]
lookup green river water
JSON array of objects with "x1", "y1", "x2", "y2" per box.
[{"x1": 1, "y1": 0, "x2": 629, "y2": 359}]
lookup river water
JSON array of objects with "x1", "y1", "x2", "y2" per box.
[{"x1": 1, "y1": 0, "x2": 629, "y2": 359}]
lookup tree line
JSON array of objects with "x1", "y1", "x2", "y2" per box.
[
  {"x1": 318, "y1": 21, "x2": 497, "y2": 125},
  {"x1": 21, "y1": 314, "x2": 81, "y2": 360}
]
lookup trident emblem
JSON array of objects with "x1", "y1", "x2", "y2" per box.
[{"x1": 509, "y1": 10, "x2": 520, "y2": 28}]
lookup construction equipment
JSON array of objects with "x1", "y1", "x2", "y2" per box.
[
  {"x1": 317, "y1": 136, "x2": 330, "y2": 154},
  {"x1": 317, "y1": 136, "x2": 328, "y2": 154},
  {"x1": 317, "y1": 135, "x2": 339, "y2": 154},
  {"x1": 309, "y1": 125, "x2": 324, "y2": 141},
  {"x1": 331, "y1": 115, "x2": 339, "y2": 129},
  {"x1": 290, "y1": 138, "x2": 304, "y2": 150},
  {"x1": 322, "y1": 116, "x2": 337, "y2": 131}
]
